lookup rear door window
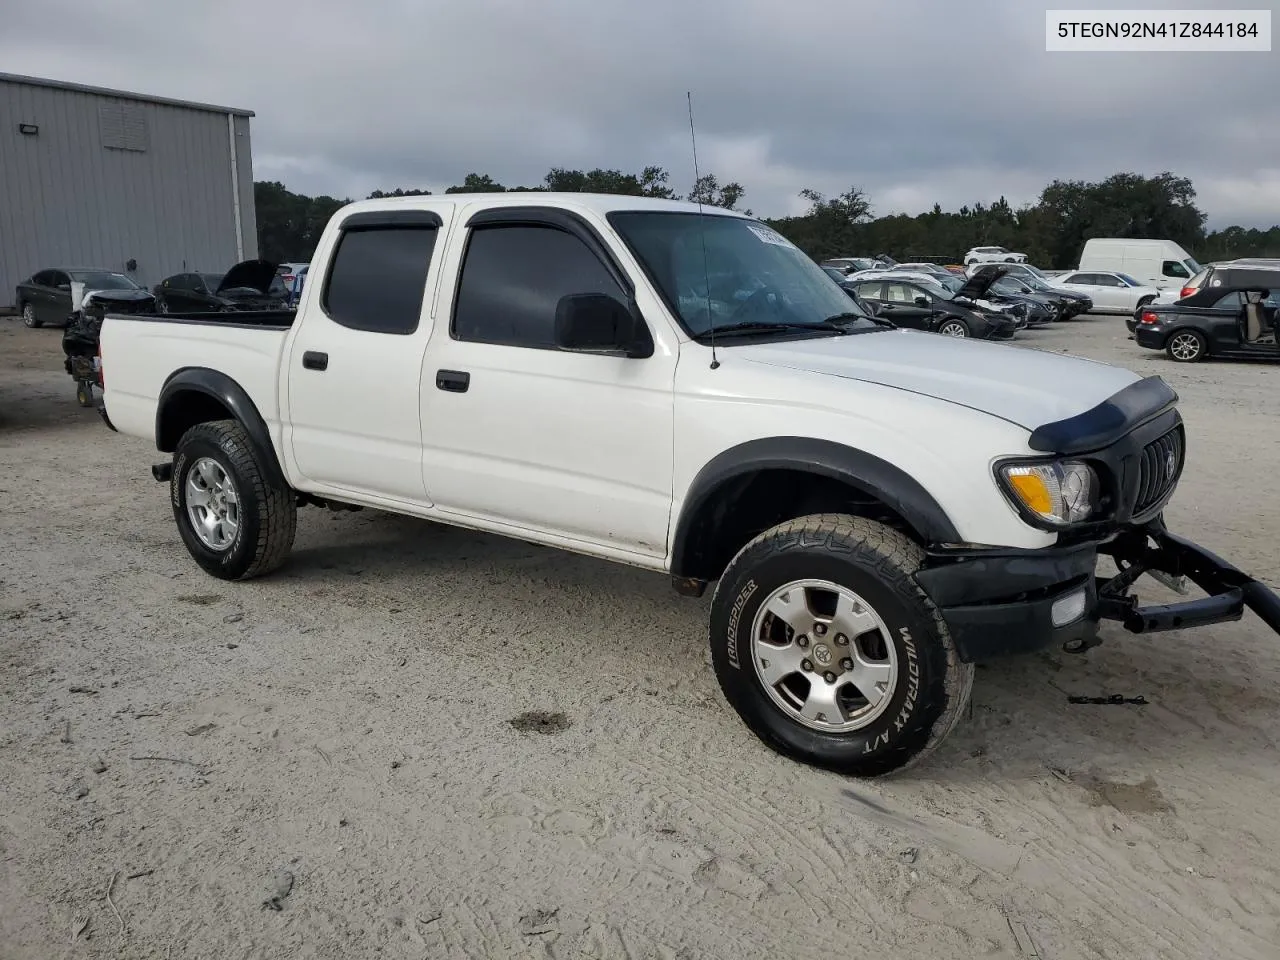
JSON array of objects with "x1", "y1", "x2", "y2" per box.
[{"x1": 322, "y1": 225, "x2": 439, "y2": 334}]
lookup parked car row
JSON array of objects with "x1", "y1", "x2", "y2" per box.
[
  {"x1": 14, "y1": 258, "x2": 295, "y2": 408},
  {"x1": 153, "y1": 260, "x2": 290, "y2": 313}
]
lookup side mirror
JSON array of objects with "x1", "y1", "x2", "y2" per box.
[
  {"x1": 913, "y1": 296, "x2": 930, "y2": 307},
  {"x1": 554, "y1": 293, "x2": 653, "y2": 359}
]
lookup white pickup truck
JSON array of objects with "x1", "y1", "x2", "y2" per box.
[{"x1": 97, "y1": 193, "x2": 1280, "y2": 776}]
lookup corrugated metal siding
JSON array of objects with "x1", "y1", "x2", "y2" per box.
[{"x1": 1, "y1": 78, "x2": 257, "y2": 307}]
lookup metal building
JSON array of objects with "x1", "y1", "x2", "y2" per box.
[{"x1": 1, "y1": 72, "x2": 256, "y2": 308}]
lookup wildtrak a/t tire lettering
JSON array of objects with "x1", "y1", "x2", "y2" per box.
[
  {"x1": 709, "y1": 514, "x2": 973, "y2": 777},
  {"x1": 171, "y1": 419, "x2": 297, "y2": 581}
]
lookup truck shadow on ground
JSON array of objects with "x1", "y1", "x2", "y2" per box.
[{"x1": 277, "y1": 510, "x2": 1280, "y2": 779}]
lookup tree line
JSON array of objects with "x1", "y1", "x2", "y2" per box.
[{"x1": 254, "y1": 168, "x2": 1280, "y2": 269}]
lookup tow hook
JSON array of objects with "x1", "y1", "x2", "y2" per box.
[{"x1": 151, "y1": 461, "x2": 173, "y2": 483}]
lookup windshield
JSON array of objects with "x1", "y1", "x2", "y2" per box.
[
  {"x1": 991, "y1": 277, "x2": 1028, "y2": 295},
  {"x1": 933, "y1": 274, "x2": 964, "y2": 294},
  {"x1": 608, "y1": 211, "x2": 880, "y2": 337},
  {"x1": 1184, "y1": 257, "x2": 1201, "y2": 274},
  {"x1": 69, "y1": 271, "x2": 137, "y2": 290},
  {"x1": 913, "y1": 278, "x2": 953, "y2": 300},
  {"x1": 1022, "y1": 264, "x2": 1048, "y2": 279},
  {"x1": 1117, "y1": 273, "x2": 1141, "y2": 286},
  {"x1": 200, "y1": 273, "x2": 224, "y2": 289}
]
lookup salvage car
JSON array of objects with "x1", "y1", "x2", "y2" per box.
[
  {"x1": 948, "y1": 267, "x2": 1058, "y2": 325},
  {"x1": 154, "y1": 260, "x2": 291, "y2": 313},
  {"x1": 844, "y1": 276, "x2": 1021, "y2": 339},
  {"x1": 857, "y1": 270, "x2": 1037, "y2": 326},
  {"x1": 61, "y1": 280, "x2": 157, "y2": 406},
  {"x1": 968, "y1": 264, "x2": 1092, "y2": 319},
  {"x1": 16, "y1": 268, "x2": 151, "y2": 328},
  {"x1": 1133, "y1": 285, "x2": 1279, "y2": 362},
  {"x1": 94, "y1": 193, "x2": 1280, "y2": 777}
]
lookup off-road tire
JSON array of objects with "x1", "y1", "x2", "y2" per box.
[
  {"x1": 21, "y1": 303, "x2": 41, "y2": 328},
  {"x1": 709, "y1": 514, "x2": 973, "y2": 777},
  {"x1": 171, "y1": 419, "x2": 296, "y2": 580}
]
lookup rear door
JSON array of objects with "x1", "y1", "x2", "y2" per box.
[
  {"x1": 283, "y1": 206, "x2": 451, "y2": 504},
  {"x1": 878, "y1": 281, "x2": 935, "y2": 330}
]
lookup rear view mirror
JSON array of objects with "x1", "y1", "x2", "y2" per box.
[{"x1": 554, "y1": 293, "x2": 653, "y2": 359}]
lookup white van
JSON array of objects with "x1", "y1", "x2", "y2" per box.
[{"x1": 1078, "y1": 238, "x2": 1201, "y2": 291}]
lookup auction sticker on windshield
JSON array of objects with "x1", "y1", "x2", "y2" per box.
[
  {"x1": 1046, "y1": 9, "x2": 1271, "y2": 51},
  {"x1": 748, "y1": 224, "x2": 796, "y2": 247}
]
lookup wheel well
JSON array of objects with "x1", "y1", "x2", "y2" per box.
[
  {"x1": 673, "y1": 469, "x2": 921, "y2": 583},
  {"x1": 157, "y1": 390, "x2": 235, "y2": 451}
]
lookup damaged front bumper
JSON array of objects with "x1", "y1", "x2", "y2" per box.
[{"x1": 914, "y1": 519, "x2": 1280, "y2": 663}]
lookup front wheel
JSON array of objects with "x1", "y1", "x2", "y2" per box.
[
  {"x1": 709, "y1": 515, "x2": 974, "y2": 777},
  {"x1": 21, "y1": 303, "x2": 41, "y2": 328},
  {"x1": 1167, "y1": 330, "x2": 1207, "y2": 363},
  {"x1": 938, "y1": 319, "x2": 969, "y2": 337},
  {"x1": 171, "y1": 419, "x2": 297, "y2": 580}
]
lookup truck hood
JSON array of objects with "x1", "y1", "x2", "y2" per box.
[
  {"x1": 216, "y1": 259, "x2": 279, "y2": 295},
  {"x1": 732, "y1": 330, "x2": 1140, "y2": 431}
]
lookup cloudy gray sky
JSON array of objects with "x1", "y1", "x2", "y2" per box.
[{"x1": 3, "y1": 0, "x2": 1277, "y2": 227}]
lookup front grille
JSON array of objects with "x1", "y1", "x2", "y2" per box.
[{"x1": 1134, "y1": 426, "x2": 1184, "y2": 517}]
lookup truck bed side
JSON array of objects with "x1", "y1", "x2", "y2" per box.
[{"x1": 99, "y1": 313, "x2": 292, "y2": 453}]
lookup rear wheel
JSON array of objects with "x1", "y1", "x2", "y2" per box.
[
  {"x1": 21, "y1": 303, "x2": 41, "y2": 328},
  {"x1": 709, "y1": 514, "x2": 974, "y2": 777},
  {"x1": 1167, "y1": 330, "x2": 1207, "y2": 363},
  {"x1": 75, "y1": 381, "x2": 93, "y2": 407},
  {"x1": 938, "y1": 319, "x2": 969, "y2": 337},
  {"x1": 171, "y1": 419, "x2": 296, "y2": 580}
]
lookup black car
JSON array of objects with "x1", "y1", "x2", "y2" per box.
[
  {"x1": 1134, "y1": 282, "x2": 1279, "y2": 363},
  {"x1": 969, "y1": 263, "x2": 1093, "y2": 318},
  {"x1": 952, "y1": 267, "x2": 1059, "y2": 327},
  {"x1": 967, "y1": 264, "x2": 1087, "y2": 320},
  {"x1": 844, "y1": 276, "x2": 1021, "y2": 339},
  {"x1": 154, "y1": 259, "x2": 290, "y2": 313},
  {"x1": 16, "y1": 268, "x2": 152, "y2": 328}
]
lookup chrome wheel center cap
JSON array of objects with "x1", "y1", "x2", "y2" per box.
[{"x1": 812, "y1": 644, "x2": 832, "y2": 666}]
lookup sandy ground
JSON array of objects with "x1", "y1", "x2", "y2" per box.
[{"x1": 2, "y1": 313, "x2": 1279, "y2": 960}]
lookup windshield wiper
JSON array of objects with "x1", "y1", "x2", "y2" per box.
[
  {"x1": 692, "y1": 319, "x2": 851, "y2": 342},
  {"x1": 823, "y1": 311, "x2": 896, "y2": 330}
]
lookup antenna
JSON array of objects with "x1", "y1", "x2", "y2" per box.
[{"x1": 687, "y1": 91, "x2": 718, "y2": 370}]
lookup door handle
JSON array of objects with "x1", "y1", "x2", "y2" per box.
[
  {"x1": 435, "y1": 369, "x2": 470, "y2": 393},
  {"x1": 302, "y1": 350, "x2": 328, "y2": 371}
]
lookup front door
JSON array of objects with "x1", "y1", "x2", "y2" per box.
[
  {"x1": 283, "y1": 206, "x2": 452, "y2": 505},
  {"x1": 420, "y1": 211, "x2": 676, "y2": 559}
]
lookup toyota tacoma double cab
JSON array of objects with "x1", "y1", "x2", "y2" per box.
[{"x1": 96, "y1": 193, "x2": 1280, "y2": 776}]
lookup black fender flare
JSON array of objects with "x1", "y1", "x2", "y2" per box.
[
  {"x1": 670, "y1": 436, "x2": 962, "y2": 576},
  {"x1": 156, "y1": 367, "x2": 287, "y2": 488}
]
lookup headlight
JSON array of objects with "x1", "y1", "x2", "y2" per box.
[{"x1": 997, "y1": 460, "x2": 1098, "y2": 526}]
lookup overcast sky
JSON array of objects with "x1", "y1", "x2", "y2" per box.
[{"x1": 3, "y1": 0, "x2": 1277, "y2": 227}]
